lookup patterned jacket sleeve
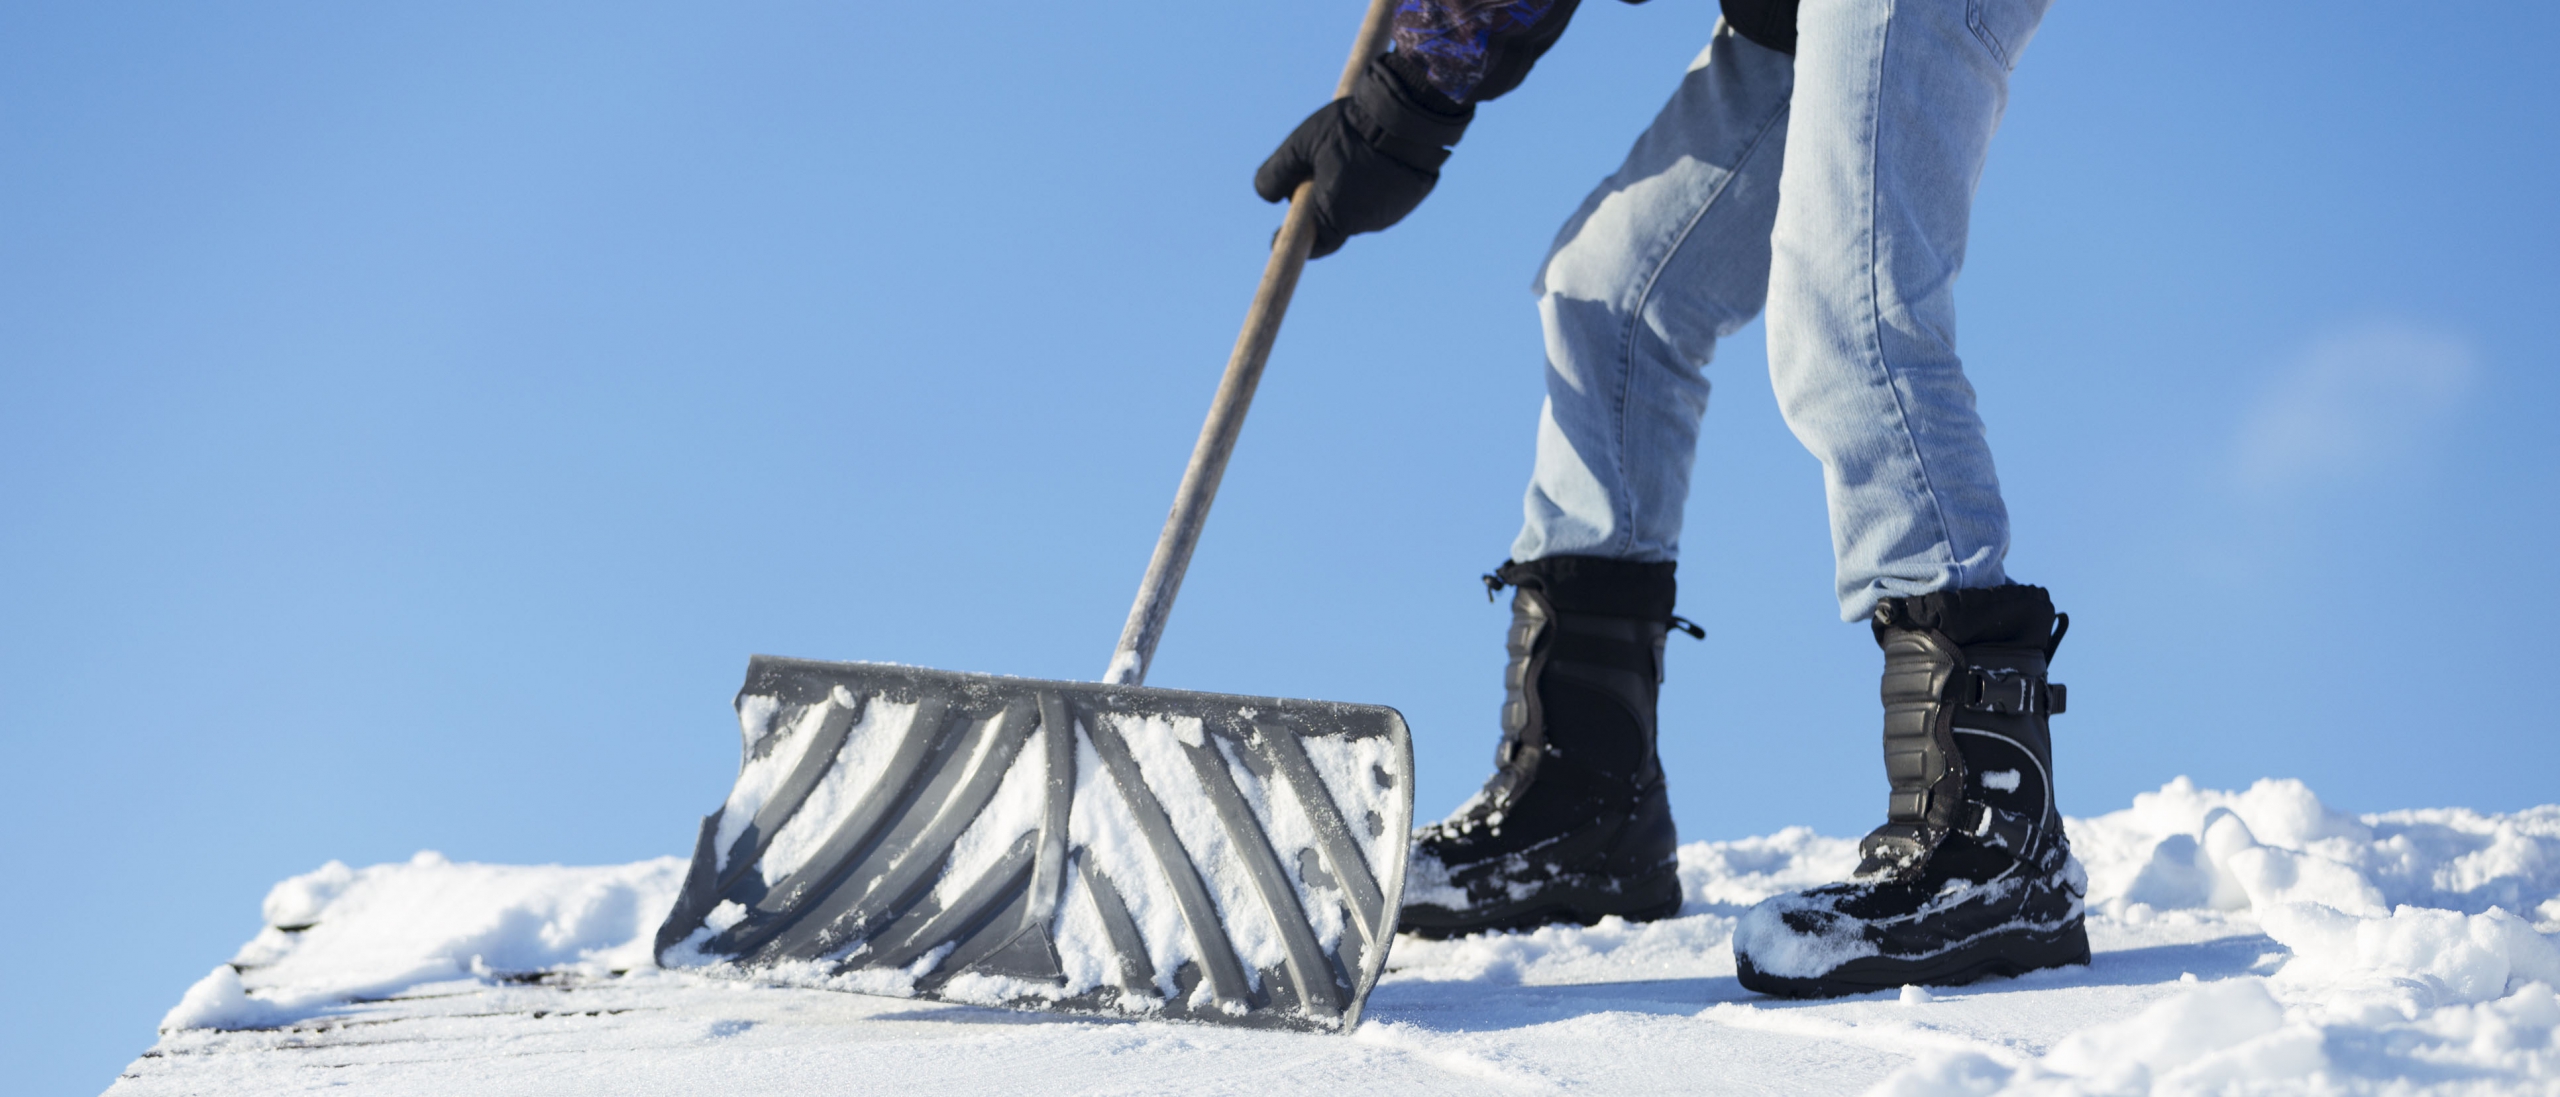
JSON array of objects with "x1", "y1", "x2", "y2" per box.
[{"x1": 1387, "y1": 0, "x2": 1588, "y2": 108}]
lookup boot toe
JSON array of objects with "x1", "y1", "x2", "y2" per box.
[
  {"x1": 1731, "y1": 856, "x2": 2090, "y2": 997},
  {"x1": 1733, "y1": 891, "x2": 1882, "y2": 990}
]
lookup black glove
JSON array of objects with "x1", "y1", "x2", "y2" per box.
[{"x1": 1255, "y1": 54, "x2": 1474, "y2": 258}]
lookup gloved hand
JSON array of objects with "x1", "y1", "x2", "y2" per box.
[{"x1": 1255, "y1": 55, "x2": 1473, "y2": 258}]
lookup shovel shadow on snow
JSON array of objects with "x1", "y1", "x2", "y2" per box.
[
  {"x1": 853, "y1": 980, "x2": 1749, "y2": 1033},
  {"x1": 1365, "y1": 975, "x2": 1746, "y2": 1030},
  {"x1": 862, "y1": 1003, "x2": 1144, "y2": 1027},
  {"x1": 849, "y1": 979, "x2": 1745, "y2": 1033}
]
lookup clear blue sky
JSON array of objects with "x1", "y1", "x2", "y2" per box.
[{"x1": 6, "y1": 2, "x2": 2555, "y2": 1091}]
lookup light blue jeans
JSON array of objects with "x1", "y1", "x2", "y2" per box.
[{"x1": 1512, "y1": 0, "x2": 2049, "y2": 621}]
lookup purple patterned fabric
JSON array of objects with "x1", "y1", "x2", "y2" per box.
[{"x1": 1391, "y1": 0, "x2": 1573, "y2": 105}]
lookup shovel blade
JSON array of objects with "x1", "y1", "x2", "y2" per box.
[{"x1": 653, "y1": 656, "x2": 1413, "y2": 1033}]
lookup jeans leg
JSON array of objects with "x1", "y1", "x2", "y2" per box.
[
  {"x1": 1512, "y1": 24, "x2": 1795, "y2": 565},
  {"x1": 1768, "y1": 0, "x2": 2050, "y2": 620}
]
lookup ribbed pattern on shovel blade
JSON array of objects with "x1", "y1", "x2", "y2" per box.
[{"x1": 654, "y1": 658, "x2": 1413, "y2": 1034}]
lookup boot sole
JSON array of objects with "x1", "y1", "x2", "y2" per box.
[
  {"x1": 1735, "y1": 919, "x2": 2090, "y2": 998},
  {"x1": 1397, "y1": 865, "x2": 1684, "y2": 940}
]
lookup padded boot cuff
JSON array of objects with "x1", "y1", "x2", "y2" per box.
[
  {"x1": 1871, "y1": 584, "x2": 2055, "y2": 649},
  {"x1": 1494, "y1": 556, "x2": 1677, "y2": 620}
]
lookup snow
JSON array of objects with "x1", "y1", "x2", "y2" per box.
[
  {"x1": 929, "y1": 721, "x2": 1051, "y2": 910},
  {"x1": 712, "y1": 693, "x2": 822, "y2": 873},
  {"x1": 117, "y1": 778, "x2": 2560, "y2": 1095},
  {"x1": 2258, "y1": 902, "x2": 2560, "y2": 1004},
  {"x1": 1114, "y1": 712, "x2": 1291, "y2": 992},
  {"x1": 1301, "y1": 731, "x2": 1414, "y2": 907},
  {"x1": 156, "y1": 967, "x2": 286, "y2": 1034},
  {"x1": 1064, "y1": 720, "x2": 1196, "y2": 1002},
  {"x1": 759, "y1": 696, "x2": 923, "y2": 885},
  {"x1": 1103, "y1": 649, "x2": 1144, "y2": 687},
  {"x1": 1732, "y1": 887, "x2": 1889, "y2": 977},
  {"x1": 1216, "y1": 734, "x2": 1351, "y2": 954},
  {"x1": 163, "y1": 852, "x2": 683, "y2": 1034}
]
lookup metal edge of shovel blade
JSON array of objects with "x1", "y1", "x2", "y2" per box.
[{"x1": 652, "y1": 656, "x2": 1414, "y2": 1034}]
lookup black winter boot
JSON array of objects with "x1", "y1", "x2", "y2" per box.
[
  {"x1": 1397, "y1": 556, "x2": 1696, "y2": 939},
  {"x1": 1733, "y1": 584, "x2": 2088, "y2": 996}
]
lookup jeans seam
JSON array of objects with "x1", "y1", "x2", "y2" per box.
[
  {"x1": 1862, "y1": 9, "x2": 1964, "y2": 587},
  {"x1": 1966, "y1": 0, "x2": 2012, "y2": 69},
  {"x1": 1609, "y1": 95, "x2": 1792, "y2": 559}
]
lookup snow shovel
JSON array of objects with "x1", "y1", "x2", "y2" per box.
[{"x1": 652, "y1": 0, "x2": 1413, "y2": 1034}]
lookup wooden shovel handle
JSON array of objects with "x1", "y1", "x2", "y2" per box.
[{"x1": 1105, "y1": 0, "x2": 1400, "y2": 687}]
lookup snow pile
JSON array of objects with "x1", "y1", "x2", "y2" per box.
[
  {"x1": 2071, "y1": 777, "x2": 2560, "y2": 918},
  {"x1": 1680, "y1": 825, "x2": 1864, "y2": 909},
  {"x1": 155, "y1": 966, "x2": 289, "y2": 1033},
  {"x1": 1864, "y1": 779, "x2": 2560, "y2": 1094},
  {"x1": 163, "y1": 852, "x2": 684, "y2": 1031},
  {"x1": 2069, "y1": 778, "x2": 2560, "y2": 1003}
]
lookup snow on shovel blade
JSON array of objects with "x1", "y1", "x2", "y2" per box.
[{"x1": 653, "y1": 656, "x2": 1414, "y2": 1032}]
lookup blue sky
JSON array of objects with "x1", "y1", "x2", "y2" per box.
[{"x1": 6, "y1": 2, "x2": 2556, "y2": 1091}]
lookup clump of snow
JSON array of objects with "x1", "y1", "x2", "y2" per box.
[
  {"x1": 2259, "y1": 901, "x2": 2560, "y2": 1004},
  {"x1": 165, "y1": 852, "x2": 685, "y2": 1030},
  {"x1": 1103, "y1": 649, "x2": 1143, "y2": 687},
  {"x1": 157, "y1": 966, "x2": 288, "y2": 1032},
  {"x1": 936, "y1": 969, "x2": 1069, "y2": 1008},
  {"x1": 259, "y1": 859, "x2": 353, "y2": 929},
  {"x1": 1394, "y1": 833, "x2": 1482, "y2": 913}
]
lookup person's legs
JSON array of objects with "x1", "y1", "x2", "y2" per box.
[
  {"x1": 1765, "y1": 0, "x2": 2047, "y2": 621},
  {"x1": 1511, "y1": 21, "x2": 1794, "y2": 566},
  {"x1": 1734, "y1": 0, "x2": 2083, "y2": 997},
  {"x1": 1404, "y1": 24, "x2": 1795, "y2": 938}
]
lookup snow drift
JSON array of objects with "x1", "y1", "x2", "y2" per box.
[{"x1": 161, "y1": 853, "x2": 682, "y2": 1032}]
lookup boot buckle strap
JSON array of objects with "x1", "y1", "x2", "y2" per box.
[
  {"x1": 1956, "y1": 800, "x2": 2036, "y2": 851},
  {"x1": 1962, "y1": 668, "x2": 2067, "y2": 715}
]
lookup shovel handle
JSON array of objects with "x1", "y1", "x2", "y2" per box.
[{"x1": 1105, "y1": 0, "x2": 1399, "y2": 687}]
